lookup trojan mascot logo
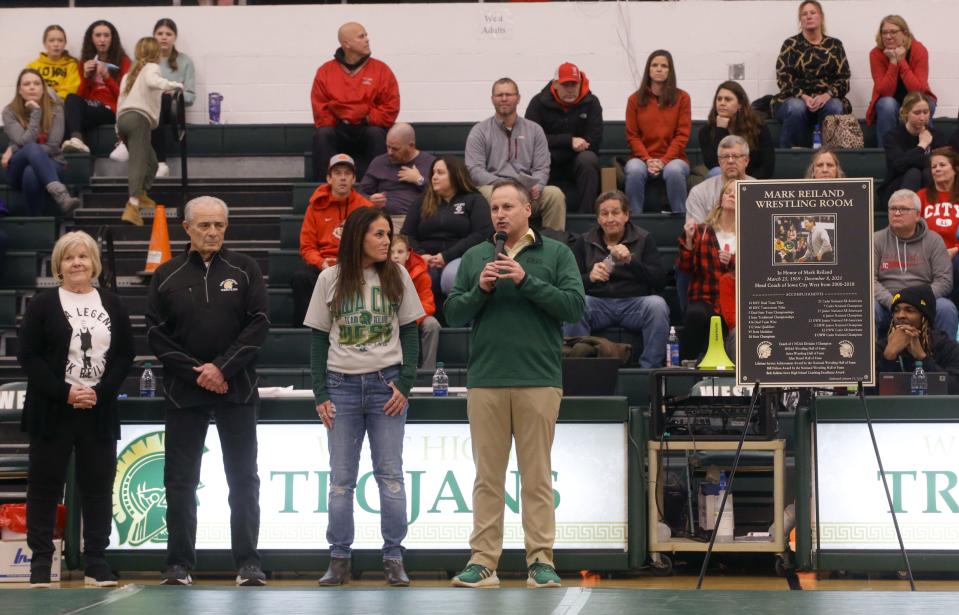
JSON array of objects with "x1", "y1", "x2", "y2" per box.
[{"x1": 112, "y1": 431, "x2": 207, "y2": 547}]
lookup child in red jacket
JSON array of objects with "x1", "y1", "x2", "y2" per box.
[{"x1": 391, "y1": 235, "x2": 440, "y2": 370}]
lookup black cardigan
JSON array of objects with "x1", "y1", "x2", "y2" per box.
[{"x1": 18, "y1": 287, "x2": 135, "y2": 440}]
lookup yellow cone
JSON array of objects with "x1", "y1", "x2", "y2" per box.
[{"x1": 698, "y1": 315, "x2": 734, "y2": 370}]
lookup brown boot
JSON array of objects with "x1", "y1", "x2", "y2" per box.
[
  {"x1": 121, "y1": 200, "x2": 144, "y2": 226},
  {"x1": 137, "y1": 193, "x2": 157, "y2": 210},
  {"x1": 318, "y1": 557, "x2": 350, "y2": 586},
  {"x1": 384, "y1": 558, "x2": 410, "y2": 587}
]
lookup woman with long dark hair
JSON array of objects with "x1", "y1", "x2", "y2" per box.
[
  {"x1": 624, "y1": 49, "x2": 691, "y2": 214},
  {"x1": 151, "y1": 18, "x2": 195, "y2": 177},
  {"x1": 700, "y1": 80, "x2": 774, "y2": 179},
  {"x1": 2, "y1": 69, "x2": 80, "y2": 215},
  {"x1": 62, "y1": 20, "x2": 129, "y2": 155},
  {"x1": 18, "y1": 231, "x2": 134, "y2": 587},
  {"x1": 304, "y1": 206, "x2": 424, "y2": 587},
  {"x1": 400, "y1": 155, "x2": 492, "y2": 299}
]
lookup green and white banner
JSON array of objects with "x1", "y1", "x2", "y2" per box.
[
  {"x1": 817, "y1": 422, "x2": 959, "y2": 550},
  {"x1": 110, "y1": 423, "x2": 628, "y2": 551}
]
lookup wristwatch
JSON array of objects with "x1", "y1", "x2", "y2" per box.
[{"x1": 416, "y1": 176, "x2": 425, "y2": 187}]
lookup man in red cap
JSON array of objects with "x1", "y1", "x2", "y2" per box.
[
  {"x1": 291, "y1": 153, "x2": 371, "y2": 326},
  {"x1": 525, "y1": 62, "x2": 604, "y2": 214}
]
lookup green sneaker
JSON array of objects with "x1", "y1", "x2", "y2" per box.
[
  {"x1": 527, "y1": 561, "x2": 561, "y2": 588},
  {"x1": 451, "y1": 563, "x2": 499, "y2": 588}
]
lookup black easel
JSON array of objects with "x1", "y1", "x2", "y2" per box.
[{"x1": 695, "y1": 380, "x2": 762, "y2": 589}]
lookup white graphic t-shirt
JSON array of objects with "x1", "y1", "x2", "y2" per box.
[
  {"x1": 59, "y1": 288, "x2": 111, "y2": 387},
  {"x1": 303, "y1": 264, "x2": 424, "y2": 374}
]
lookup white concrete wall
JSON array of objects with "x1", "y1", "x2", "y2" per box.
[{"x1": 1, "y1": 1, "x2": 957, "y2": 126}]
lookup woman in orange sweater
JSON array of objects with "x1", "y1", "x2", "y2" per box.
[{"x1": 624, "y1": 50, "x2": 691, "y2": 215}]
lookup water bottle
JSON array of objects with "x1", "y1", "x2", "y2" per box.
[
  {"x1": 139, "y1": 363, "x2": 156, "y2": 398},
  {"x1": 602, "y1": 254, "x2": 615, "y2": 272},
  {"x1": 911, "y1": 360, "x2": 928, "y2": 396},
  {"x1": 432, "y1": 362, "x2": 449, "y2": 397},
  {"x1": 719, "y1": 471, "x2": 728, "y2": 492},
  {"x1": 208, "y1": 92, "x2": 224, "y2": 124},
  {"x1": 812, "y1": 124, "x2": 822, "y2": 150},
  {"x1": 666, "y1": 326, "x2": 680, "y2": 367}
]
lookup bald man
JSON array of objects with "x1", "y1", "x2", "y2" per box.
[
  {"x1": 358, "y1": 123, "x2": 436, "y2": 223},
  {"x1": 311, "y1": 22, "x2": 400, "y2": 180}
]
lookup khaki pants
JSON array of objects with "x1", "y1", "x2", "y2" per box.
[
  {"x1": 466, "y1": 386, "x2": 562, "y2": 569},
  {"x1": 479, "y1": 185, "x2": 567, "y2": 231}
]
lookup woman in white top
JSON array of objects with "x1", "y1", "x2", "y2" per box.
[
  {"x1": 115, "y1": 37, "x2": 182, "y2": 226},
  {"x1": 17, "y1": 231, "x2": 134, "y2": 587},
  {"x1": 304, "y1": 206, "x2": 424, "y2": 588}
]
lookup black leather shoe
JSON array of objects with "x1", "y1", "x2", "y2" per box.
[
  {"x1": 384, "y1": 559, "x2": 410, "y2": 587},
  {"x1": 318, "y1": 557, "x2": 351, "y2": 586}
]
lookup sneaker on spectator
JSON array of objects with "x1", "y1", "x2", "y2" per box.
[
  {"x1": 84, "y1": 562, "x2": 118, "y2": 587},
  {"x1": 527, "y1": 560, "x2": 561, "y2": 588},
  {"x1": 161, "y1": 564, "x2": 193, "y2": 586},
  {"x1": 155, "y1": 162, "x2": 170, "y2": 178},
  {"x1": 62, "y1": 137, "x2": 89, "y2": 154},
  {"x1": 450, "y1": 563, "x2": 499, "y2": 588},
  {"x1": 236, "y1": 564, "x2": 267, "y2": 587},
  {"x1": 29, "y1": 567, "x2": 51, "y2": 588},
  {"x1": 109, "y1": 142, "x2": 129, "y2": 161}
]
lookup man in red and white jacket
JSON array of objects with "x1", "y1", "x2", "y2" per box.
[{"x1": 310, "y1": 22, "x2": 400, "y2": 182}]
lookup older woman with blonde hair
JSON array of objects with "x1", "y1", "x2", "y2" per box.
[
  {"x1": 867, "y1": 15, "x2": 936, "y2": 147},
  {"x1": 804, "y1": 148, "x2": 846, "y2": 179},
  {"x1": 18, "y1": 231, "x2": 134, "y2": 588}
]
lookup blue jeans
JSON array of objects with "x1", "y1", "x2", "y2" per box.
[
  {"x1": 774, "y1": 97, "x2": 845, "y2": 148},
  {"x1": 705, "y1": 166, "x2": 722, "y2": 178},
  {"x1": 326, "y1": 365, "x2": 408, "y2": 559},
  {"x1": 564, "y1": 294, "x2": 670, "y2": 367},
  {"x1": 875, "y1": 96, "x2": 937, "y2": 148},
  {"x1": 440, "y1": 257, "x2": 461, "y2": 296},
  {"x1": 6, "y1": 143, "x2": 64, "y2": 216},
  {"x1": 875, "y1": 298, "x2": 959, "y2": 340},
  {"x1": 624, "y1": 158, "x2": 689, "y2": 214}
]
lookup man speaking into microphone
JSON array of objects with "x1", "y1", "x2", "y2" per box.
[{"x1": 445, "y1": 178, "x2": 584, "y2": 588}]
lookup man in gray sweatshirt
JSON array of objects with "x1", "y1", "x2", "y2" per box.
[
  {"x1": 465, "y1": 78, "x2": 567, "y2": 231},
  {"x1": 874, "y1": 189, "x2": 957, "y2": 338}
]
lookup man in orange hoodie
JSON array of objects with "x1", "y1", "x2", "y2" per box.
[
  {"x1": 525, "y1": 62, "x2": 604, "y2": 214},
  {"x1": 291, "y1": 153, "x2": 371, "y2": 326},
  {"x1": 391, "y1": 235, "x2": 440, "y2": 370}
]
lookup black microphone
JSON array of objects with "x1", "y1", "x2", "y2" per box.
[
  {"x1": 492, "y1": 231, "x2": 508, "y2": 289},
  {"x1": 493, "y1": 231, "x2": 508, "y2": 257}
]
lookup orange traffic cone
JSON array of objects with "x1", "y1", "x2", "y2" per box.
[{"x1": 145, "y1": 204, "x2": 172, "y2": 272}]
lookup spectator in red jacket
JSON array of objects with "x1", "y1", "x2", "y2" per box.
[
  {"x1": 624, "y1": 49, "x2": 691, "y2": 214},
  {"x1": 391, "y1": 235, "x2": 440, "y2": 370},
  {"x1": 310, "y1": 22, "x2": 399, "y2": 182},
  {"x1": 62, "y1": 20, "x2": 129, "y2": 156},
  {"x1": 868, "y1": 15, "x2": 936, "y2": 148},
  {"x1": 291, "y1": 154, "x2": 371, "y2": 326},
  {"x1": 677, "y1": 180, "x2": 736, "y2": 360}
]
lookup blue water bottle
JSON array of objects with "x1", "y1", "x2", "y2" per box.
[
  {"x1": 812, "y1": 124, "x2": 822, "y2": 150},
  {"x1": 432, "y1": 362, "x2": 449, "y2": 397}
]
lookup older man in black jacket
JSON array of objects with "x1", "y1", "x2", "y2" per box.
[
  {"x1": 564, "y1": 190, "x2": 669, "y2": 368},
  {"x1": 525, "y1": 62, "x2": 604, "y2": 214},
  {"x1": 146, "y1": 195, "x2": 269, "y2": 587}
]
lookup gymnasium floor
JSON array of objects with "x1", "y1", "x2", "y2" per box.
[{"x1": 2, "y1": 570, "x2": 958, "y2": 614}]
